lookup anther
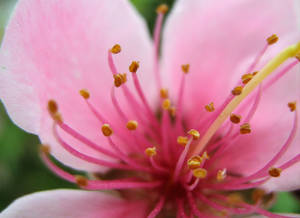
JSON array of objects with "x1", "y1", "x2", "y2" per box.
[
  {"x1": 110, "y1": 44, "x2": 121, "y2": 54},
  {"x1": 288, "y1": 101, "x2": 296, "y2": 112},
  {"x1": 266, "y1": 34, "x2": 279, "y2": 45},
  {"x1": 160, "y1": 88, "x2": 169, "y2": 99},
  {"x1": 296, "y1": 53, "x2": 300, "y2": 62},
  {"x1": 169, "y1": 107, "x2": 176, "y2": 117},
  {"x1": 145, "y1": 147, "x2": 157, "y2": 157},
  {"x1": 227, "y1": 193, "x2": 244, "y2": 205},
  {"x1": 268, "y1": 167, "x2": 282, "y2": 177},
  {"x1": 241, "y1": 73, "x2": 253, "y2": 84},
  {"x1": 252, "y1": 189, "x2": 266, "y2": 204},
  {"x1": 126, "y1": 120, "x2": 138, "y2": 130},
  {"x1": 75, "y1": 175, "x2": 88, "y2": 187},
  {"x1": 129, "y1": 61, "x2": 139, "y2": 73},
  {"x1": 40, "y1": 144, "x2": 51, "y2": 154},
  {"x1": 192, "y1": 168, "x2": 207, "y2": 178},
  {"x1": 79, "y1": 89, "x2": 90, "y2": 99},
  {"x1": 217, "y1": 169, "x2": 227, "y2": 181},
  {"x1": 48, "y1": 100, "x2": 58, "y2": 115},
  {"x1": 162, "y1": 99, "x2": 171, "y2": 110},
  {"x1": 188, "y1": 129, "x2": 200, "y2": 140},
  {"x1": 231, "y1": 86, "x2": 243, "y2": 96},
  {"x1": 101, "y1": 124, "x2": 113, "y2": 136},
  {"x1": 177, "y1": 136, "x2": 189, "y2": 146},
  {"x1": 201, "y1": 151, "x2": 210, "y2": 160},
  {"x1": 205, "y1": 102, "x2": 215, "y2": 112},
  {"x1": 240, "y1": 123, "x2": 251, "y2": 134},
  {"x1": 252, "y1": 71, "x2": 258, "y2": 76},
  {"x1": 156, "y1": 4, "x2": 168, "y2": 14},
  {"x1": 230, "y1": 113, "x2": 241, "y2": 124},
  {"x1": 113, "y1": 73, "x2": 127, "y2": 87},
  {"x1": 181, "y1": 64, "x2": 190, "y2": 74},
  {"x1": 187, "y1": 155, "x2": 202, "y2": 169}
]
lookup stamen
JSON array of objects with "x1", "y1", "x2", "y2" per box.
[
  {"x1": 169, "y1": 106, "x2": 176, "y2": 117},
  {"x1": 181, "y1": 64, "x2": 190, "y2": 74},
  {"x1": 147, "y1": 196, "x2": 166, "y2": 218},
  {"x1": 187, "y1": 155, "x2": 202, "y2": 169},
  {"x1": 230, "y1": 113, "x2": 241, "y2": 124},
  {"x1": 145, "y1": 147, "x2": 157, "y2": 157},
  {"x1": 40, "y1": 144, "x2": 51, "y2": 154},
  {"x1": 75, "y1": 175, "x2": 88, "y2": 187},
  {"x1": 48, "y1": 99, "x2": 58, "y2": 114},
  {"x1": 110, "y1": 44, "x2": 121, "y2": 54},
  {"x1": 192, "y1": 168, "x2": 207, "y2": 178},
  {"x1": 288, "y1": 101, "x2": 296, "y2": 112},
  {"x1": 252, "y1": 189, "x2": 266, "y2": 204},
  {"x1": 266, "y1": 34, "x2": 279, "y2": 45},
  {"x1": 217, "y1": 169, "x2": 227, "y2": 181},
  {"x1": 296, "y1": 53, "x2": 300, "y2": 61},
  {"x1": 129, "y1": 61, "x2": 139, "y2": 73},
  {"x1": 268, "y1": 167, "x2": 281, "y2": 177},
  {"x1": 231, "y1": 86, "x2": 243, "y2": 96},
  {"x1": 126, "y1": 120, "x2": 138, "y2": 130},
  {"x1": 240, "y1": 123, "x2": 251, "y2": 134},
  {"x1": 156, "y1": 4, "x2": 168, "y2": 14},
  {"x1": 177, "y1": 136, "x2": 189, "y2": 146},
  {"x1": 162, "y1": 98, "x2": 171, "y2": 110},
  {"x1": 205, "y1": 102, "x2": 215, "y2": 112},
  {"x1": 113, "y1": 73, "x2": 127, "y2": 87},
  {"x1": 79, "y1": 89, "x2": 90, "y2": 99},
  {"x1": 241, "y1": 73, "x2": 253, "y2": 84},
  {"x1": 160, "y1": 88, "x2": 168, "y2": 99},
  {"x1": 101, "y1": 124, "x2": 113, "y2": 136},
  {"x1": 188, "y1": 129, "x2": 200, "y2": 140}
]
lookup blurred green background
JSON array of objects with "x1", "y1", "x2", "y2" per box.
[{"x1": 0, "y1": 0, "x2": 299, "y2": 214}]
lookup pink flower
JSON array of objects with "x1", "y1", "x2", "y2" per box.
[{"x1": 0, "y1": 0, "x2": 300, "y2": 217}]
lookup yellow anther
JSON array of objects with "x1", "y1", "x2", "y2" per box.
[
  {"x1": 40, "y1": 144, "x2": 51, "y2": 154},
  {"x1": 160, "y1": 88, "x2": 169, "y2": 99},
  {"x1": 227, "y1": 193, "x2": 244, "y2": 205},
  {"x1": 252, "y1": 189, "x2": 266, "y2": 204},
  {"x1": 201, "y1": 151, "x2": 210, "y2": 160},
  {"x1": 296, "y1": 53, "x2": 300, "y2": 62},
  {"x1": 267, "y1": 34, "x2": 279, "y2": 45},
  {"x1": 181, "y1": 64, "x2": 190, "y2": 74},
  {"x1": 156, "y1": 4, "x2": 168, "y2": 14},
  {"x1": 205, "y1": 102, "x2": 215, "y2": 112},
  {"x1": 268, "y1": 167, "x2": 282, "y2": 177},
  {"x1": 162, "y1": 99, "x2": 171, "y2": 110},
  {"x1": 187, "y1": 155, "x2": 202, "y2": 169},
  {"x1": 188, "y1": 129, "x2": 200, "y2": 140},
  {"x1": 75, "y1": 175, "x2": 88, "y2": 187},
  {"x1": 101, "y1": 124, "x2": 113, "y2": 136},
  {"x1": 129, "y1": 61, "x2": 139, "y2": 73},
  {"x1": 252, "y1": 71, "x2": 258, "y2": 76},
  {"x1": 110, "y1": 44, "x2": 121, "y2": 54},
  {"x1": 177, "y1": 136, "x2": 189, "y2": 146},
  {"x1": 126, "y1": 120, "x2": 138, "y2": 130},
  {"x1": 230, "y1": 113, "x2": 241, "y2": 124},
  {"x1": 145, "y1": 147, "x2": 157, "y2": 157},
  {"x1": 79, "y1": 89, "x2": 90, "y2": 99},
  {"x1": 231, "y1": 86, "x2": 243, "y2": 96},
  {"x1": 169, "y1": 106, "x2": 176, "y2": 117},
  {"x1": 217, "y1": 169, "x2": 227, "y2": 181},
  {"x1": 48, "y1": 100, "x2": 58, "y2": 115},
  {"x1": 288, "y1": 101, "x2": 296, "y2": 112},
  {"x1": 113, "y1": 73, "x2": 127, "y2": 87},
  {"x1": 192, "y1": 168, "x2": 207, "y2": 178},
  {"x1": 53, "y1": 112, "x2": 63, "y2": 123},
  {"x1": 241, "y1": 73, "x2": 253, "y2": 84},
  {"x1": 240, "y1": 123, "x2": 251, "y2": 134}
]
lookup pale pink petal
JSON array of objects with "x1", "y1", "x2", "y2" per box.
[
  {"x1": 0, "y1": 189, "x2": 148, "y2": 218},
  {"x1": 0, "y1": 0, "x2": 153, "y2": 171}
]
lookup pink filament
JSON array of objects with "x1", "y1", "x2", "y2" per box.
[{"x1": 147, "y1": 196, "x2": 166, "y2": 218}]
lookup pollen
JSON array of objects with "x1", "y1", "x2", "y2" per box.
[
  {"x1": 75, "y1": 175, "x2": 88, "y2": 187},
  {"x1": 156, "y1": 4, "x2": 168, "y2": 14},
  {"x1": 145, "y1": 147, "x2": 157, "y2": 157},
  {"x1": 177, "y1": 136, "x2": 189, "y2": 146},
  {"x1": 114, "y1": 73, "x2": 127, "y2": 87},
  {"x1": 160, "y1": 88, "x2": 169, "y2": 99},
  {"x1": 79, "y1": 89, "x2": 90, "y2": 99},
  {"x1": 40, "y1": 144, "x2": 51, "y2": 154},
  {"x1": 205, "y1": 102, "x2": 215, "y2": 112},
  {"x1": 288, "y1": 101, "x2": 296, "y2": 112},
  {"x1": 181, "y1": 64, "x2": 190, "y2": 74},
  {"x1": 162, "y1": 99, "x2": 171, "y2": 110},
  {"x1": 192, "y1": 168, "x2": 207, "y2": 178},
  {"x1": 126, "y1": 120, "x2": 138, "y2": 130},
  {"x1": 240, "y1": 123, "x2": 251, "y2": 134},
  {"x1": 241, "y1": 73, "x2": 253, "y2": 84},
  {"x1": 187, "y1": 155, "x2": 202, "y2": 169},
  {"x1": 266, "y1": 34, "x2": 279, "y2": 45},
  {"x1": 48, "y1": 100, "x2": 58, "y2": 115},
  {"x1": 110, "y1": 44, "x2": 121, "y2": 54},
  {"x1": 129, "y1": 61, "x2": 139, "y2": 73},
  {"x1": 101, "y1": 124, "x2": 113, "y2": 136},
  {"x1": 188, "y1": 129, "x2": 200, "y2": 140},
  {"x1": 268, "y1": 167, "x2": 282, "y2": 177},
  {"x1": 231, "y1": 86, "x2": 243, "y2": 96},
  {"x1": 230, "y1": 113, "x2": 241, "y2": 124},
  {"x1": 217, "y1": 169, "x2": 227, "y2": 181}
]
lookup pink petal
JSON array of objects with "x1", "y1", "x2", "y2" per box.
[
  {"x1": 0, "y1": 189, "x2": 148, "y2": 218},
  {"x1": 0, "y1": 0, "x2": 153, "y2": 171}
]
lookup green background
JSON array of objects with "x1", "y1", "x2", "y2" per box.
[{"x1": 0, "y1": 0, "x2": 299, "y2": 214}]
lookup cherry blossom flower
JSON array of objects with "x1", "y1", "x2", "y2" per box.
[{"x1": 0, "y1": 0, "x2": 300, "y2": 217}]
